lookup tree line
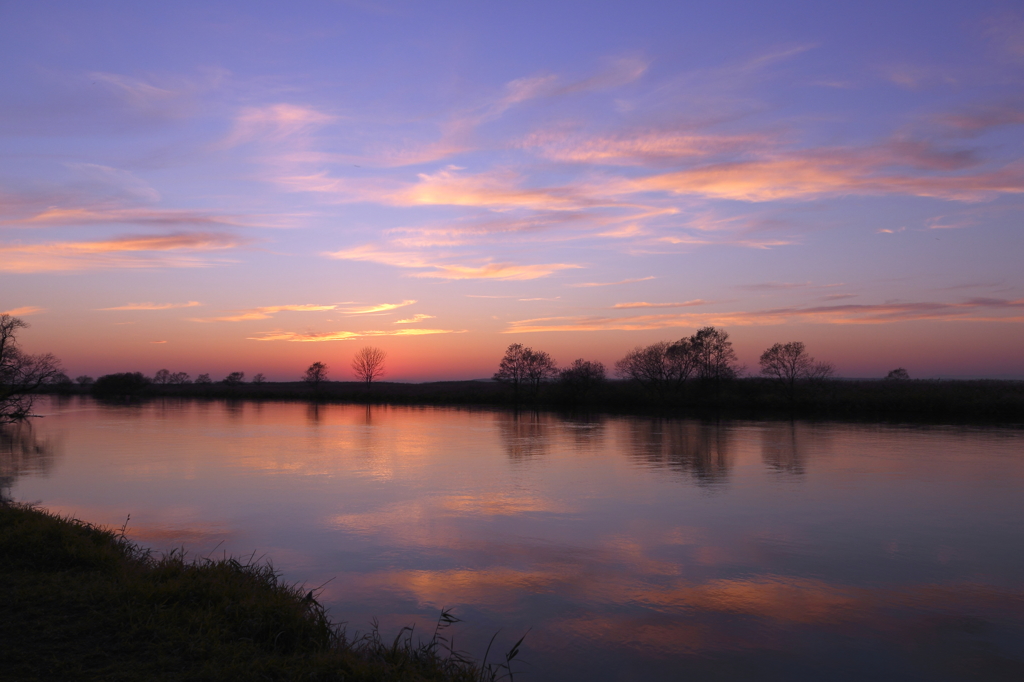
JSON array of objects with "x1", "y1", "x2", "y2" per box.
[{"x1": 494, "y1": 326, "x2": 839, "y2": 404}]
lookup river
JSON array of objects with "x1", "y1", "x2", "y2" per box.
[{"x1": 3, "y1": 396, "x2": 1023, "y2": 681}]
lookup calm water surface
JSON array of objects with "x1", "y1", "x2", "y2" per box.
[{"x1": 3, "y1": 396, "x2": 1024, "y2": 681}]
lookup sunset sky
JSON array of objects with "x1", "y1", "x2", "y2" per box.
[{"x1": 3, "y1": 1, "x2": 1023, "y2": 380}]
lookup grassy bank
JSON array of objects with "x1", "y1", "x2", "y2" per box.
[
  {"x1": 0, "y1": 502, "x2": 511, "y2": 681},
  {"x1": 44, "y1": 377, "x2": 1024, "y2": 423}
]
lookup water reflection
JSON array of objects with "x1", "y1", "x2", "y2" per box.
[
  {"x1": 761, "y1": 421, "x2": 806, "y2": 475},
  {"x1": 497, "y1": 411, "x2": 550, "y2": 460},
  {"x1": 0, "y1": 421, "x2": 58, "y2": 499},
  {"x1": 8, "y1": 397, "x2": 1024, "y2": 682},
  {"x1": 627, "y1": 419, "x2": 732, "y2": 485}
]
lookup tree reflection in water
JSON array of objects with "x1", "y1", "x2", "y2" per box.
[
  {"x1": 626, "y1": 419, "x2": 732, "y2": 486},
  {"x1": 497, "y1": 410, "x2": 550, "y2": 461},
  {"x1": 0, "y1": 422, "x2": 58, "y2": 500}
]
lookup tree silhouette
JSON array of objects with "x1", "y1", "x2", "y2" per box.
[
  {"x1": 153, "y1": 369, "x2": 171, "y2": 384},
  {"x1": 494, "y1": 343, "x2": 529, "y2": 400},
  {"x1": 690, "y1": 326, "x2": 738, "y2": 383},
  {"x1": 195, "y1": 373, "x2": 212, "y2": 384},
  {"x1": 559, "y1": 359, "x2": 605, "y2": 401},
  {"x1": 886, "y1": 367, "x2": 910, "y2": 380},
  {"x1": 351, "y1": 347, "x2": 386, "y2": 385},
  {"x1": 222, "y1": 371, "x2": 245, "y2": 385},
  {"x1": 302, "y1": 361, "x2": 329, "y2": 389},
  {"x1": 615, "y1": 339, "x2": 696, "y2": 396},
  {"x1": 0, "y1": 314, "x2": 63, "y2": 422},
  {"x1": 494, "y1": 343, "x2": 557, "y2": 400},
  {"x1": 759, "y1": 341, "x2": 835, "y2": 403},
  {"x1": 252, "y1": 373, "x2": 266, "y2": 384}
]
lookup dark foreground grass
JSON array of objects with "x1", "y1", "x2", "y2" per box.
[{"x1": 0, "y1": 502, "x2": 518, "y2": 682}]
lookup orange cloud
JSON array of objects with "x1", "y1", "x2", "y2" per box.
[
  {"x1": 523, "y1": 129, "x2": 764, "y2": 165},
  {"x1": 337, "y1": 300, "x2": 417, "y2": 315},
  {"x1": 413, "y1": 262, "x2": 581, "y2": 280},
  {"x1": 631, "y1": 155, "x2": 1024, "y2": 202},
  {"x1": 0, "y1": 232, "x2": 245, "y2": 273},
  {"x1": 223, "y1": 103, "x2": 336, "y2": 147},
  {"x1": 569, "y1": 276, "x2": 656, "y2": 287},
  {"x1": 195, "y1": 303, "x2": 340, "y2": 322},
  {"x1": 506, "y1": 298, "x2": 1024, "y2": 332},
  {"x1": 395, "y1": 314, "x2": 435, "y2": 324},
  {"x1": 612, "y1": 300, "x2": 709, "y2": 309},
  {"x1": 247, "y1": 328, "x2": 465, "y2": 342},
  {"x1": 98, "y1": 301, "x2": 201, "y2": 311},
  {"x1": 326, "y1": 244, "x2": 581, "y2": 281},
  {"x1": 0, "y1": 306, "x2": 45, "y2": 316}
]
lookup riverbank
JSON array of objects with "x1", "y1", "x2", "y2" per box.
[
  {"x1": 0, "y1": 502, "x2": 495, "y2": 681},
  {"x1": 44, "y1": 377, "x2": 1024, "y2": 423}
]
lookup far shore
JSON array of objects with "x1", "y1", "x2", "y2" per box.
[{"x1": 38, "y1": 377, "x2": 1024, "y2": 424}]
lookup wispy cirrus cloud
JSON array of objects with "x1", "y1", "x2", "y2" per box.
[
  {"x1": 98, "y1": 301, "x2": 201, "y2": 311},
  {"x1": 568, "y1": 276, "x2": 656, "y2": 287},
  {"x1": 337, "y1": 300, "x2": 417, "y2": 314},
  {"x1": 195, "y1": 300, "x2": 416, "y2": 322},
  {"x1": 248, "y1": 328, "x2": 465, "y2": 342},
  {"x1": 395, "y1": 313, "x2": 435, "y2": 324},
  {"x1": 0, "y1": 232, "x2": 246, "y2": 273},
  {"x1": 506, "y1": 297, "x2": 1024, "y2": 332},
  {"x1": 612, "y1": 300, "x2": 708, "y2": 309},
  {"x1": 325, "y1": 244, "x2": 581, "y2": 281},
  {"x1": 222, "y1": 104, "x2": 337, "y2": 148},
  {"x1": 521, "y1": 128, "x2": 765, "y2": 166},
  {"x1": 1, "y1": 306, "x2": 45, "y2": 316},
  {"x1": 7, "y1": 206, "x2": 243, "y2": 228},
  {"x1": 630, "y1": 154, "x2": 1024, "y2": 202}
]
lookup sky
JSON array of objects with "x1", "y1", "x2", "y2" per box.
[{"x1": 2, "y1": 0, "x2": 1024, "y2": 381}]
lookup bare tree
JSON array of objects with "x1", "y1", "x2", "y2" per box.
[
  {"x1": 252, "y1": 373, "x2": 266, "y2": 384},
  {"x1": 153, "y1": 369, "x2": 171, "y2": 384},
  {"x1": 690, "y1": 326, "x2": 738, "y2": 383},
  {"x1": 759, "y1": 341, "x2": 835, "y2": 403},
  {"x1": 616, "y1": 342, "x2": 674, "y2": 392},
  {"x1": 195, "y1": 373, "x2": 212, "y2": 384},
  {"x1": 351, "y1": 347, "x2": 386, "y2": 385},
  {"x1": 75, "y1": 375, "x2": 94, "y2": 386},
  {"x1": 615, "y1": 340, "x2": 696, "y2": 396},
  {"x1": 169, "y1": 371, "x2": 191, "y2": 384},
  {"x1": 222, "y1": 371, "x2": 245, "y2": 385},
  {"x1": 494, "y1": 343, "x2": 530, "y2": 400},
  {"x1": 559, "y1": 359, "x2": 605, "y2": 400},
  {"x1": 302, "y1": 361, "x2": 329, "y2": 389},
  {"x1": 1, "y1": 314, "x2": 64, "y2": 422},
  {"x1": 524, "y1": 349, "x2": 558, "y2": 393},
  {"x1": 494, "y1": 343, "x2": 556, "y2": 400}
]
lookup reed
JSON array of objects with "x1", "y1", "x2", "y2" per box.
[{"x1": 0, "y1": 501, "x2": 523, "y2": 682}]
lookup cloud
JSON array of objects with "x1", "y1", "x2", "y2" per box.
[
  {"x1": 630, "y1": 154, "x2": 1024, "y2": 202},
  {"x1": 98, "y1": 301, "x2": 201, "y2": 311},
  {"x1": 395, "y1": 313, "x2": 435, "y2": 324},
  {"x1": 248, "y1": 328, "x2": 465, "y2": 342},
  {"x1": 0, "y1": 232, "x2": 246, "y2": 273},
  {"x1": 522, "y1": 129, "x2": 763, "y2": 166},
  {"x1": 413, "y1": 262, "x2": 581, "y2": 280},
  {"x1": 612, "y1": 300, "x2": 708, "y2": 309},
  {"x1": 8, "y1": 206, "x2": 241, "y2": 228},
  {"x1": 337, "y1": 300, "x2": 417, "y2": 315},
  {"x1": 0, "y1": 306, "x2": 45, "y2": 316},
  {"x1": 505, "y1": 298, "x2": 1024, "y2": 332},
  {"x1": 195, "y1": 303, "x2": 341, "y2": 322},
  {"x1": 568, "y1": 276, "x2": 656, "y2": 287},
  {"x1": 326, "y1": 244, "x2": 581, "y2": 280},
  {"x1": 222, "y1": 104, "x2": 336, "y2": 147},
  {"x1": 150, "y1": 340, "x2": 167, "y2": 344},
  {"x1": 195, "y1": 300, "x2": 416, "y2": 322}
]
